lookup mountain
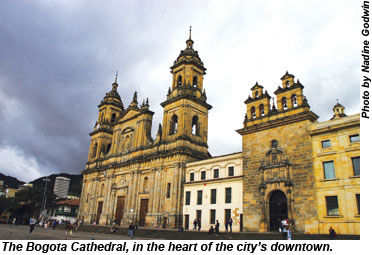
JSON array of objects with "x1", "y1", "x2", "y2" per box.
[
  {"x1": 0, "y1": 173, "x2": 25, "y2": 188},
  {"x1": 31, "y1": 173, "x2": 83, "y2": 197}
]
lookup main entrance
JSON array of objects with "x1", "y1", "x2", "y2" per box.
[
  {"x1": 115, "y1": 196, "x2": 125, "y2": 226},
  {"x1": 269, "y1": 190, "x2": 288, "y2": 231},
  {"x1": 139, "y1": 199, "x2": 149, "y2": 226},
  {"x1": 96, "y1": 201, "x2": 103, "y2": 224}
]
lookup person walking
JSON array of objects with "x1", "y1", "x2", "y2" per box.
[
  {"x1": 197, "y1": 218, "x2": 201, "y2": 231},
  {"x1": 65, "y1": 222, "x2": 74, "y2": 237},
  {"x1": 178, "y1": 225, "x2": 184, "y2": 236},
  {"x1": 215, "y1": 220, "x2": 220, "y2": 235},
  {"x1": 193, "y1": 219, "x2": 197, "y2": 231},
  {"x1": 29, "y1": 216, "x2": 36, "y2": 235},
  {"x1": 128, "y1": 222, "x2": 135, "y2": 238},
  {"x1": 225, "y1": 220, "x2": 229, "y2": 232},
  {"x1": 228, "y1": 218, "x2": 233, "y2": 233},
  {"x1": 286, "y1": 225, "x2": 292, "y2": 240}
]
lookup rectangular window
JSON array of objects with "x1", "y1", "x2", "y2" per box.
[
  {"x1": 228, "y1": 166, "x2": 234, "y2": 176},
  {"x1": 185, "y1": 191, "x2": 191, "y2": 205},
  {"x1": 210, "y1": 209, "x2": 216, "y2": 224},
  {"x1": 352, "y1": 157, "x2": 360, "y2": 176},
  {"x1": 323, "y1": 161, "x2": 336, "y2": 179},
  {"x1": 213, "y1": 169, "x2": 219, "y2": 178},
  {"x1": 197, "y1": 190, "x2": 203, "y2": 205},
  {"x1": 350, "y1": 134, "x2": 360, "y2": 143},
  {"x1": 210, "y1": 189, "x2": 216, "y2": 204},
  {"x1": 201, "y1": 171, "x2": 206, "y2": 180},
  {"x1": 326, "y1": 196, "x2": 339, "y2": 216},
  {"x1": 166, "y1": 183, "x2": 171, "y2": 198},
  {"x1": 189, "y1": 173, "x2": 194, "y2": 182},
  {"x1": 321, "y1": 140, "x2": 331, "y2": 148},
  {"x1": 356, "y1": 194, "x2": 360, "y2": 215},
  {"x1": 225, "y1": 187, "x2": 232, "y2": 203}
]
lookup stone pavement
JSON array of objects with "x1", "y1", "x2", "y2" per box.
[
  {"x1": 77, "y1": 225, "x2": 359, "y2": 240},
  {"x1": 0, "y1": 224, "x2": 148, "y2": 240},
  {"x1": 0, "y1": 224, "x2": 359, "y2": 240}
]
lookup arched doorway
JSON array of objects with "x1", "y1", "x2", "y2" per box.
[{"x1": 269, "y1": 190, "x2": 288, "y2": 231}]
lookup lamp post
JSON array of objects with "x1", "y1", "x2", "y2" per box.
[{"x1": 40, "y1": 178, "x2": 50, "y2": 218}]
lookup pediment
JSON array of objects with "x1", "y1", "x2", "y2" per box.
[{"x1": 119, "y1": 108, "x2": 141, "y2": 122}]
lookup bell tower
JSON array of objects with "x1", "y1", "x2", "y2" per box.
[
  {"x1": 87, "y1": 73, "x2": 124, "y2": 162},
  {"x1": 160, "y1": 27, "x2": 212, "y2": 158}
]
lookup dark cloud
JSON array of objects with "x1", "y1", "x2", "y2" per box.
[{"x1": 0, "y1": 0, "x2": 360, "y2": 181}]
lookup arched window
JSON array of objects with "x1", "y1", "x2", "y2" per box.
[
  {"x1": 92, "y1": 143, "x2": 98, "y2": 158},
  {"x1": 106, "y1": 143, "x2": 111, "y2": 154},
  {"x1": 291, "y1": 94, "x2": 298, "y2": 107},
  {"x1": 170, "y1": 115, "x2": 178, "y2": 134},
  {"x1": 191, "y1": 115, "x2": 200, "y2": 136},
  {"x1": 193, "y1": 76, "x2": 198, "y2": 87},
  {"x1": 259, "y1": 104, "x2": 265, "y2": 116},
  {"x1": 286, "y1": 81, "x2": 290, "y2": 88},
  {"x1": 255, "y1": 91, "x2": 259, "y2": 98},
  {"x1": 111, "y1": 113, "x2": 116, "y2": 123},
  {"x1": 177, "y1": 75, "x2": 182, "y2": 86},
  {"x1": 282, "y1": 97, "x2": 288, "y2": 110},
  {"x1": 251, "y1": 106, "x2": 256, "y2": 119}
]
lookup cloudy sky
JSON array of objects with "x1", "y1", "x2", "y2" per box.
[{"x1": 0, "y1": 0, "x2": 360, "y2": 182}]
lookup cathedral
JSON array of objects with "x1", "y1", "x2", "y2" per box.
[{"x1": 78, "y1": 32, "x2": 360, "y2": 234}]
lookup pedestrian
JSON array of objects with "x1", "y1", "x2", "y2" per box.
[
  {"x1": 215, "y1": 220, "x2": 220, "y2": 235},
  {"x1": 228, "y1": 218, "x2": 233, "y2": 232},
  {"x1": 281, "y1": 224, "x2": 287, "y2": 240},
  {"x1": 197, "y1": 218, "x2": 201, "y2": 231},
  {"x1": 52, "y1": 220, "x2": 57, "y2": 230},
  {"x1": 12, "y1": 217, "x2": 16, "y2": 225},
  {"x1": 128, "y1": 222, "x2": 135, "y2": 238},
  {"x1": 29, "y1": 216, "x2": 36, "y2": 235},
  {"x1": 286, "y1": 225, "x2": 292, "y2": 240},
  {"x1": 178, "y1": 225, "x2": 184, "y2": 235},
  {"x1": 65, "y1": 222, "x2": 74, "y2": 237},
  {"x1": 208, "y1": 226, "x2": 214, "y2": 235},
  {"x1": 110, "y1": 221, "x2": 118, "y2": 233},
  {"x1": 329, "y1": 227, "x2": 337, "y2": 239},
  {"x1": 193, "y1": 219, "x2": 197, "y2": 231},
  {"x1": 225, "y1": 220, "x2": 228, "y2": 232}
]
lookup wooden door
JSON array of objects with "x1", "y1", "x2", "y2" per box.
[
  {"x1": 96, "y1": 201, "x2": 103, "y2": 224},
  {"x1": 139, "y1": 199, "x2": 149, "y2": 226},
  {"x1": 184, "y1": 214, "x2": 189, "y2": 230},
  {"x1": 115, "y1": 196, "x2": 125, "y2": 226}
]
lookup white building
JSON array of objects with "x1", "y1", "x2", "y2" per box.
[
  {"x1": 183, "y1": 152, "x2": 243, "y2": 232},
  {"x1": 53, "y1": 176, "x2": 70, "y2": 198}
]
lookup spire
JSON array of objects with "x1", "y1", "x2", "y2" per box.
[
  {"x1": 186, "y1": 26, "x2": 194, "y2": 49},
  {"x1": 130, "y1": 91, "x2": 138, "y2": 108},
  {"x1": 112, "y1": 71, "x2": 119, "y2": 91}
]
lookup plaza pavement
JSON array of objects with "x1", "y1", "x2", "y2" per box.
[{"x1": 0, "y1": 224, "x2": 359, "y2": 240}]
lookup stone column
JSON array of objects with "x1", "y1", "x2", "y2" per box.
[{"x1": 148, "y1": 168, "x2": 156, "y2": 214}]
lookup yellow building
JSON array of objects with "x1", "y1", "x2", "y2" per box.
[
  {"x1": 183, "y1": 152, "x2": 243, "y2": 232},
  {"x1": 310, "y1": 103, "x2": 360, "y2": 234},
  {"x1": 79, "y1": 31, "x2": 211, "y2": 228},
  {"x1": 79, "y1": 32, "x2": 360, "y2": 234}
]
